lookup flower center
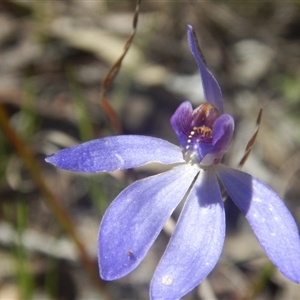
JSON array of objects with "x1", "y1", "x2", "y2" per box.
[
  {"x1": 190, "y1": 126, "x2": 213, "y2": 140},
  {"x1": 183, "y1": 103, "x2": 220, "y2": 165}
]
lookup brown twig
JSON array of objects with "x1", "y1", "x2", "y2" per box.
[
  {"x1": 99, "y1": 0, "x2": 142, "y2": 134},
  {"x1": 238, "y1": 108, "x2": 263, "y2": 169}
]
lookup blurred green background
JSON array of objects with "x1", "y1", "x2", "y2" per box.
[{"x1": 0, "y1": 0, "x2": 300, "y2": 299}]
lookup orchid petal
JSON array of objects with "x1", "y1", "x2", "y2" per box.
[
  {"x1": 150, "y1": 167, "x2": 225, "y2": 299},
  {"x1": 201, "y1": 114, "x2": 235, "y2": 166},
  {"x1": 187, "y1": 24, "x2": 223, "y2": 113},
  {"x1": 99, "y1": 164, "x2": 199, "y2": 280},
  {"x1": 45, "y1": 135, "x2": 184, "y2": 172},
  {"x1": 216, "y1": 164, "x2": 300, "y2": 282},
  {"x1": 170, "y1": 101, "x2": 193, "y2": 147}
]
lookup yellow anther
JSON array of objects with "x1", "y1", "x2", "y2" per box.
[{"x1": 191, "y1": 126, "x2": 213, "y2": 139}]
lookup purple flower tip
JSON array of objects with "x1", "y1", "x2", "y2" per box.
[{"x1": 187, "y1": 24, "x2": 224, "y2": 113}]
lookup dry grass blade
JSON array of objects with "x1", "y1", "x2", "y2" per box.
[
  {"x1": 238, "y1": 108, "x2": 263, "y2": 169},
  {"x1": 99, "y1": 0, "x2": 142, "y2": 134}
]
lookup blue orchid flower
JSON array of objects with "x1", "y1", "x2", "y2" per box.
[{"x1": 46, "y1": 25, "x2": 300, "y2": 299}]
